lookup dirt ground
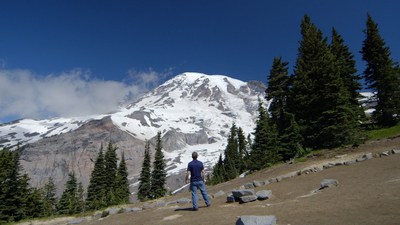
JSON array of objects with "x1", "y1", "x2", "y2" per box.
[{"x1": 78, "y1": 137, "x2": 400, "y2": 225}]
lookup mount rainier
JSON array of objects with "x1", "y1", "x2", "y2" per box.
[{"x1": 0, "y1": 72, "x2": 267, "y2": 196}]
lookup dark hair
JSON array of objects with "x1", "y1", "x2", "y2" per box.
[{"x1": 192, "y1": 152, "x2": 198, "y2": 159}]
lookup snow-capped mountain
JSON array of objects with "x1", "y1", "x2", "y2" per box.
[{"x1": 0, "y1": 72, "x2": 266, "y2": 196}]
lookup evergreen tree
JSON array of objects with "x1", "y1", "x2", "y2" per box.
[
  {"x1": 0, "y1": 148, "x2": 23, "y2": 222},
  {"x1": 86, "y1": 145, "x2": 107, "y2": 210},
  {"x1": 114, "y1": 152, "x2": 130, "y2": 204},
  {"x1": 138, "y1": 141, "x2": 152, "y2": 201},
  {"x1": 75, "y1": 182, "x2": 85, "y2": 214},
  {"x1": 208, "y1": 154, "x2": 225, "y2": 185},
  {"x1": 223, "y1": 123, "x2": 239, "y2": 180},
  {"x1": 360, "y1": 14, "x2": 400, "y2": 126},
  {"x1": 330, "y1": 28, "x2": 363, "y2": 115},
  {"x1": 237, "y1": 127, "x2": 247, "y2": 173},
  {"x1": 249, "y1": 100, "x2": 281, "y2": 171},
  {"x1": 104, "y1": 141, "x2": 118, "y2": 204},
  {"x1": 266, "y1": 57, "x2": 291, "y2": 134},
  {"x1": 42, "y1": 177, "x2": 57, "y2": 217},
  {"x1": 289, "y1": 15, "x2": 359, "y2": 148},
  {"x1": 279, "y1": 112, "x2": 304, "y2": 160},
  {"x1": 150, "y1": 132, "x2": 167, "y2": 199},
  {"x1": 57, "y1": 172, "x2": 78, "y2": 215}
]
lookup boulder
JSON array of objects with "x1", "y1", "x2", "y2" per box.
[
  {"x1": 232, "y1": 189, "x2": 255, "y2": 198},
  {"x1": 357, "y1": 152, "x2": 373, "y2": 162},
  {"x1": 344, "y1": 160, "x2": 356, "y2": 165},
  {"x1": 244, "y1": 182, "x2": 255, "y2": 189},
  {"x1": 392, "y1": 149, "x2": 400, "y2": 154},
  {"x1": 227, "y1": 194, "x2": 235, "y2": 203},
  {"x1": 253, "y1": 180, "x2": 263, "y2": 187},
  {"x1": 124, "y1": 207, "x2": 142, "y2": 213},
  {"x1": 239, "y1": 195, "x2": 258, "y2": 204},
  {"x1": 256, "y1": 190, "x2": 272, "y2": 200},
  {"x1": 212, "y1": 190, "x2": 225, "y2": 198},
  {"x1": 380, "y1": 151, "x2": 390, "y2": 156},
  {"x1": 67, "y1": 218, "x2": 86, "y2": 224},
  {"x1": 320, "y1": 179, "x2": 338, "y2": 189},
  {"x1": 236, "y1": 215, "x2": 277, "y2": 225}
]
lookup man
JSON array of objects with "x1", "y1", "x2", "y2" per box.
[{"x1": 185, "y1": 151, "x2": 211, "y2": 210}]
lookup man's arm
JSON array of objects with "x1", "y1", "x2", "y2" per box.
[
  {"x1": 201, "y1": 169, "x2": 206, "y2": 182},
  {"x1": 185, "y1": 170, "x2": 191, "y2": 184}
]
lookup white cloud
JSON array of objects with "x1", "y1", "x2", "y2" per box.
[{"x1": 0, "y1": 68, "x2": 170, "y2": 123}]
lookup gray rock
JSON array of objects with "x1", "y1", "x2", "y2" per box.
[
  {"x1": 68, "y1": 218, "x2": 85, "y2": 224},
  {"x1": 212, "y1": 190, "x2": 225, "y2": 198},
  {"x1": 256, "y1": 190, "x2": 272, "y2": 200},
  {"x1": 107, "y1": 208, "x2": 122, "y2": 215},
  {"x1": 320, "y1": 179, "x2": 338, "y2": 189},
  {"x1": 268, "y1": 178, "x2": 277, "y2": 183},
  {"x1": 236, "y1": 215, "x2": 277, "y2": 225},
  {"x1": 166, "y1": 198, "x2": 191, "y2": 205},
  {"x1": 357, "y1": 153, "x2": 373, "y2": 162},
  {"x1": 323, "y1": 163, "x2": 335, "y2": 169},
  {"x1": 227, "y1": 194, "x2": 235, "y2": 203},
  {"x1": 232, "y1": 189, "x2": 256, "y2": 198},
  {"x1": 244, "y1": 182, "x2": 255, "y2": 189},
  {"x1": 239, "y1": 195, "x2": 258, "y2": 204},
  {"x1": 392, "y1": 149, "x2": 400, "y2": 154},
  {"x1": 344, "y1": 160, "x2": 356, "y2": 165},
  {"x1": 124, "y1": 207, "x2": 142, "y2": 213},
  {"x1": 253, "y1": 180, "x2": 263, "y2": 187},
  {"x1": 364, "y1": 153, "x2": 373, "y2": 159},
  {"x1": 381, "y1": 151, "x2": 390, "y2": 156},
  {"x1": 275, "y1": 176, "x2": 283, "y2": 182}
]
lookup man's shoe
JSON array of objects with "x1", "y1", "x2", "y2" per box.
[
  {"x1": 192, "y1": 208, "x2": 198, "y2": 211},
  {"x1": 206, "y1": 203, "x2": 211, "y2": 207}
]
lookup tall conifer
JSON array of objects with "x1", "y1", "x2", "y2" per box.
[
  {"x1": 138, "y1": 141, "x2": 152, "y2": 201},
  {"x1": 86, "y1": 145, "x2": 106, "y2": 210},
  {"x1": 360, "y1": 14, "x2": 400, "y2": 126},
  {"x1": 150, "y1": 132, "x2": 167, "y2": 199},
  {"x1": 115, "y1": 152, "x2": 130, "y2": 204}
]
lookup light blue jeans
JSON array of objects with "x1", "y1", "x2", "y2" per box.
[{"x1": 190, "y1": 180, "x2": 210, "y2": 209}]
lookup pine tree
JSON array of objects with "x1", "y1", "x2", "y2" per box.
[
  {"x1": 138, "y1": 141, "x2": 152, "y2": 201},
  {"x1": 330, "y1": 28, "x2": 363, "y2": 114},
  {"x1": 57, "y1": 172, "x2": 78, "y2": 215},
  {"x1": 249, "y1": 99, "x2": 281, "y2": 171},
  {"x1": 237, "y1": 127, "x2": 247, "y2": 173},
  {"x1": 289, "y1": 15, "x2": 359, "y2": 148},
  {"x1": 223, "y1": 123, "x2": 239, "y2": 180},
  {"x1": 150, "y1": 132, "x2": 167, "y2": 199},
  {"x1": 75, "y1": 182, "x2": 85, "y2": 214},
  {"x1": 42, "y1": 177, "x2": 57, "y2": 217},
  {"x1": 104, "y1": 141, "x2": 118, "y2": 205},
  {"x1": 86, "y1": 145, "x2": 107, "y2": 210},
  {"x1": 266, "y1": 57, "x2": 291, "y2": 134},
  {"x1": 115, "y1": 152, "x2": 130, "y2": 204},
  {"x1": 209, "y1": 154, "x2": 225, "y2": 185},
  {"x1": 0, "y1": 148, "x2": 23, "y2": 222},
  {"x1": 360, "y1": 14, "x2": 400, "y2": 126},
  {"x1": 279, "y1": 112, "x2": 304, "y2": 160}
]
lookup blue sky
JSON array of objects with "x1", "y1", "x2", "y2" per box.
[{"x1": 0, "y1": 0, "x2": 399, "y2": 123}]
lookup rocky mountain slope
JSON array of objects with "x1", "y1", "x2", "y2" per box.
[{"x1": 0, "y1": 72, "x2": 266, "y2": 196}]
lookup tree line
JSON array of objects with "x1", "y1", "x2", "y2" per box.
[
  {"x1": 209, "y1": 14, "x2": 400, "y2": 183},
  {"x1": 0, "y1": 142, "x2": 130, "y2": 223}
]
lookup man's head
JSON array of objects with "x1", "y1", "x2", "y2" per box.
[{"x1": 192, "y1": 151, "x2": 198, "y2": 159}]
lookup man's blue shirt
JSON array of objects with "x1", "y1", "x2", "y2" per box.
[{"x1": 187, "y1": 159, "x2": 204, "y2": 182}]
